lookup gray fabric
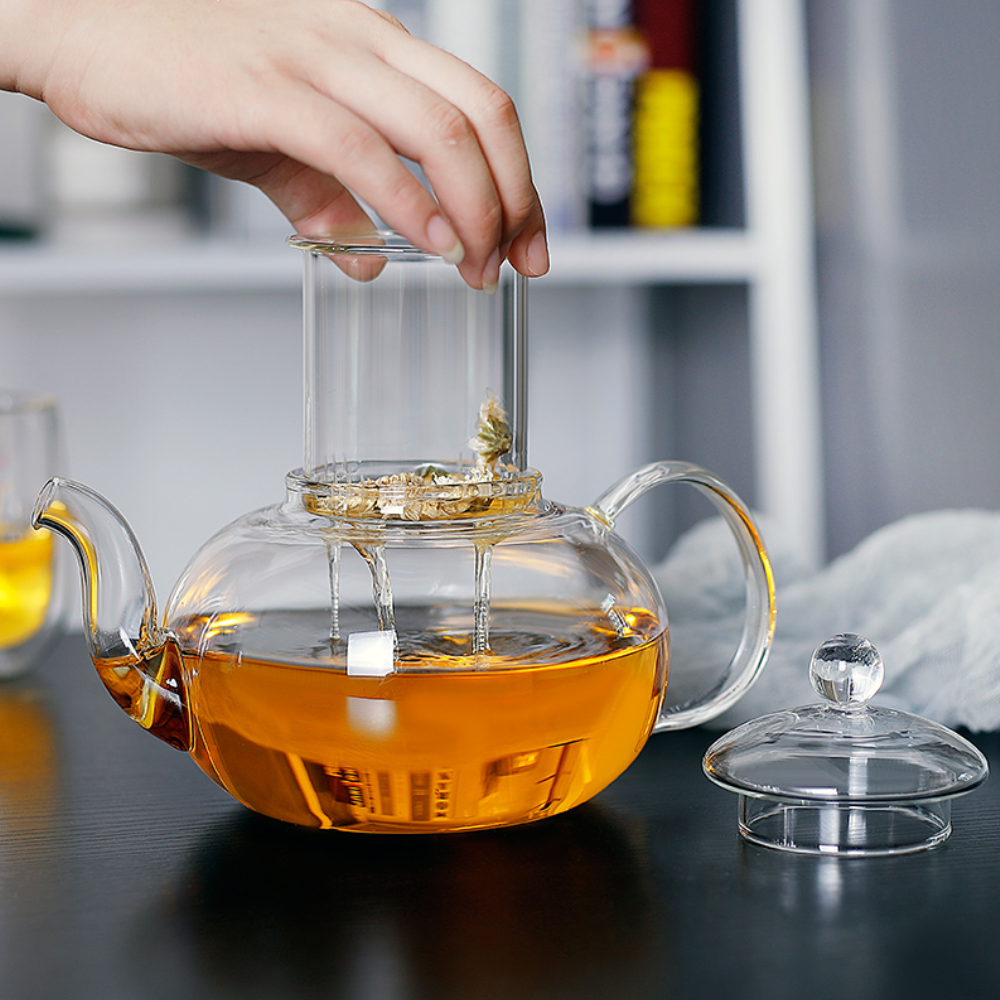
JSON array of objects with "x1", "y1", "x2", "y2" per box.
[{"x1": 653, "y1": 509, "x2": 1000, "y2": 732}]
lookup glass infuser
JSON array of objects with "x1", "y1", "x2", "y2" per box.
[{"x1": 33, "y1": 231, "x2": 775, "y2": 833}]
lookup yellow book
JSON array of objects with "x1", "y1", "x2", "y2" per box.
[{"x1": 632, "y1": 67, "x2": 699, "y2": 228}]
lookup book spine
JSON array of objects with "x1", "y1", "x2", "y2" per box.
[
  {"x1": 519, "y1": 0, "x2": 586, "y2": 234},
  {"x1": 581, "y1": 0, "x2": 649, "y2": 229},
  {"x1": 631, "y1": 0, "x2": 700, "y2": 228},
  {"x1": 426, "y1": 0, "x2": 503, "y2": 84}
]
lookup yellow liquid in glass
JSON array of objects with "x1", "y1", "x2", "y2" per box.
[{"x1": 0, "y1": 528, "x2": 53, "y2": 648}]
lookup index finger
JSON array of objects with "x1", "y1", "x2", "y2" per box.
[{"x1": 370, "y1": 32, "x2": 549, "y2": 280}]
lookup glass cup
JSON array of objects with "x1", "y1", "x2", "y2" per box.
[{"x1": 0, "y1": 391, "x2": 69, "y2": 676}]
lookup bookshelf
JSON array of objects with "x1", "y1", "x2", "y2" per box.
[{"x1": 0, "y1": 0, "x2": 824, "y2": 586}]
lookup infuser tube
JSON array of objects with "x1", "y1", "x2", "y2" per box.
[
  {"x1": 289, "y1": 233, "x2": 533, "y2": 671},
  {"x1": 298, "y1": 237, "x2": 527, "y2": 481},
  {"x1": 354, "y1": 541, "x2": 396, "y2": 633},
  {"x1": 324, "y1": 538, "x2": 341, "y2": 641},
  {"x1": 472, "y1": 542, "x2": 493, "y2": 655}
]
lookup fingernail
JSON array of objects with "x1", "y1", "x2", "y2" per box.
[
  {"x1": 426, "y1": 214, "x2": 465, "y2": 264},
  {"x1": 526, "y1": 231, "x2": 549, "y2": 276},
  {"x1": 482, "y1": 248, "x2": 501, "y2": 295}
]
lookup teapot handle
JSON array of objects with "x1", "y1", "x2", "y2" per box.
[{"x1": 591, "y1": 461, "x2": 775, "y2": 731}]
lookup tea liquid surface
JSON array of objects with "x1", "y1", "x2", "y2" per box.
[{"x1": 165, "y1": 605, "x2": 667, "y2": 831}]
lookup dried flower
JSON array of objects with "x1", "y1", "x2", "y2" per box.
[{"x1": 469, "y1": 393, "x2": 512, "y2": 473}]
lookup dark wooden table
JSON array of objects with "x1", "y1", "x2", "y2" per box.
[{"x1": 2, "y1": 634, "x2": 999, "y2": 1000}]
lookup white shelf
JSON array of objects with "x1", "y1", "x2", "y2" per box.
[
  {"x1": 0, "y1": 237, "x2": 300, "y2": 295},
  {"x1": 0, "y1": 228, "x2": 760, "y2": 296},
  {"x1": 548, "y1": 229, "x2": 760, "y2": 283}
]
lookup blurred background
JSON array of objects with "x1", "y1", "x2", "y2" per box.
[{"x1": 1, "y1": 0, "x2": 999, "y2": 599}]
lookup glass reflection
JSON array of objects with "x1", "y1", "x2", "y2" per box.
[{"x1": 137, "y1": 805, "x2": 665, "y2": 1000}]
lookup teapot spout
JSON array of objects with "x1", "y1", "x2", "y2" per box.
[{"x1": 32, "y1": 478, "x2": 190, "y2": 750}]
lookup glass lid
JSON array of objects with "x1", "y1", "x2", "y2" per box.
[{"x1": 703, "y1": 633, "x2": 989, "y2": 856}]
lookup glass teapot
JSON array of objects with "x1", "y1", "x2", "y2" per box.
[{"x1": 33, "y1": 232, "x2": 774, "y2": 833}]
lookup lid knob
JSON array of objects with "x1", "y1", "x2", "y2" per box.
[{"x1": 809, "y1": 632, "x2": 883, "y2": 707}]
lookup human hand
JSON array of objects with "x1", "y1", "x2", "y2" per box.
[{"x1": 1, "y1": 0, "x2": 548, "y2": 289}]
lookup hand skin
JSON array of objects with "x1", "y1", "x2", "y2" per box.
[{"x1": 0, "y1": 0, "x2": 549, "y2": 289}]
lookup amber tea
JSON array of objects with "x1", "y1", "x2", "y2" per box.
[{"x1": 94, "y1": 604, "x2": 667, "y2": 832}]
